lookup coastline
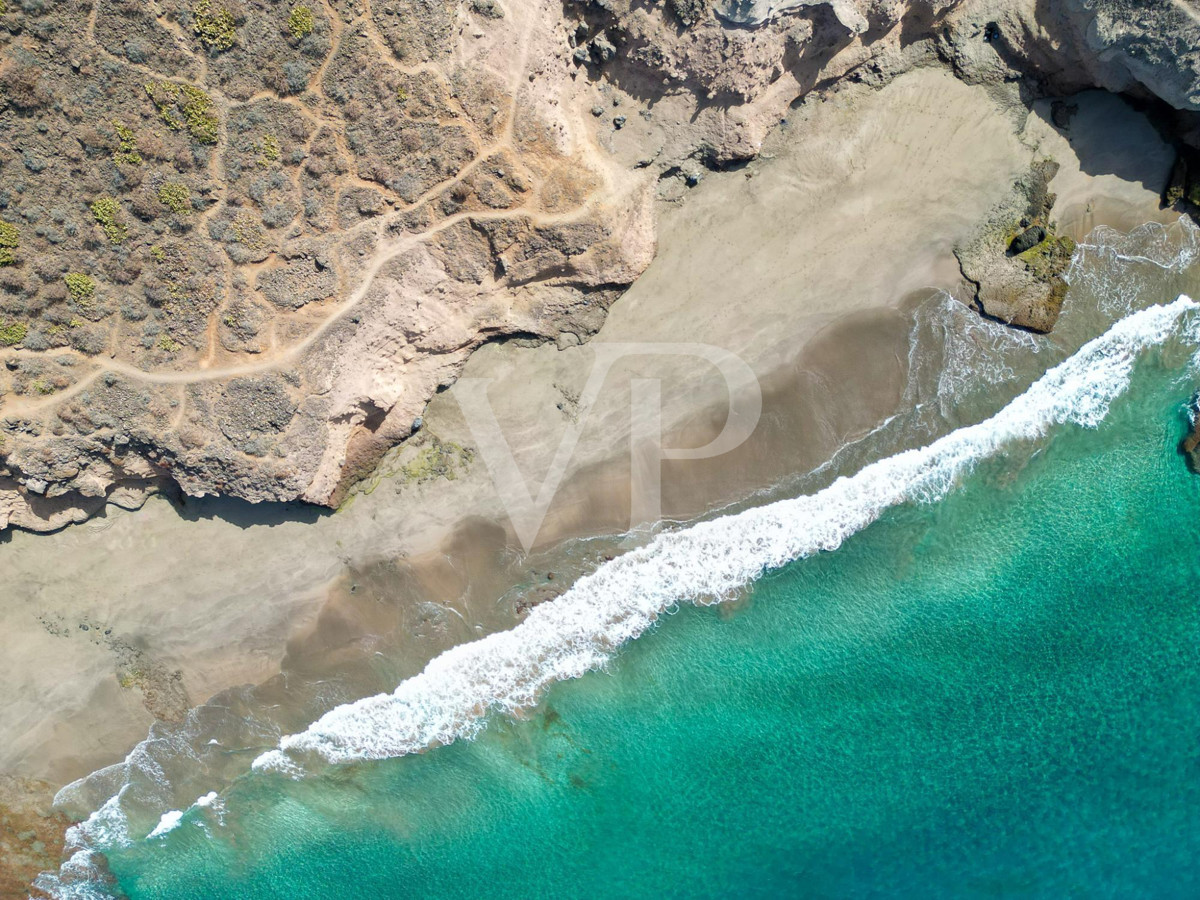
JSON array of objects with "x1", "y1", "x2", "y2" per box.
[{"x1": 0, "y1": 65, "x2": 1184, "y2": 894}]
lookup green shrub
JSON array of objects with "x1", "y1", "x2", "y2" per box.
[
  {"x1": 0, "y1": 320, "x2": 26, "y2": 346},
  {"x1": 230, "y1": 210, "x2": 265, "y2": 248},
  {"x1": 157, "y1": 334, "x2": 181, "y2": 352},
  {"x1": 288, "y1": 5, "x2": 315, "y2": 38},
  {"x1": 90, "y1": 197, "x2": 127, "y2": 245},
  {"x1": 193, "y1": 0, "x2": 237, "y2": 52},
  {"x1": 146, "y1": 81, "x2": 182, "y2": 128},
  {"x1": 0, "y1": 222, "x2": 16, "y2": 267},
  {"x1": 112, "y1": 121, "x2": 143, "y2": 166},
  {"x1": 180, "y1": 85, "x2": 219, "y2": 144},
  {"x1": 258, "y1": 134, "x2": 280, "y2": 166},
  {"x1": 158, "y1": 182, "x2": 191, "y2": 214},
  {"x1": 65, "y1": 272, "x2": 96, "y2": 306},
  {"x1": 146, "y1": 82, "x2": 219, "y2": 144}
]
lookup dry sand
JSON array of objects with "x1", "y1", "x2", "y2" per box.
[{"x1": 0, "y1": 68, "x2": 1181, "y2": 824}]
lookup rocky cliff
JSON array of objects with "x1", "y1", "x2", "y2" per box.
[{"x1": 1, "y1": 0, "x2": 1198, "y2": 532}]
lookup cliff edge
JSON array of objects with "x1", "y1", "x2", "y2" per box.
[{"x1": 1, "y1": 0, "x2": 1199, "y2": 531}]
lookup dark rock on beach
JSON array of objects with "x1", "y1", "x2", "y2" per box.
[{"x1": 1009, "y1": 225, "x2": 1046, "y2": 255}]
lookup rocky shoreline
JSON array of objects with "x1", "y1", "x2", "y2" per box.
[
  {"x1": 2, "y1": 2, "x2": 1198, "y2": 894},
  {"x1": 2, "y1": 0, "x2": 1200, "y2": 533}
]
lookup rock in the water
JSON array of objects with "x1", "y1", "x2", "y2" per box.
[
  {"x1": 1182, "y1": 399, "x2": 1200, "y2": 473},
  {"x1": 1009, "y1": 225, "x2": 1046, "y2": 255}
]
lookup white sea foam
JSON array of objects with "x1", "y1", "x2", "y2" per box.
[
  {"x1": 37, "y1": 297, "x2": 1200, "y2": 899},
  {"x1": 1070, "y1": 218, "x2": 1200, "y2": 318},
  {"x1": 251, "y1": 297, "x2": 1200, "y2": 773},
  {"x1": 144, "y1": 791, "x2": 219, "y2": 840},
  {"x1": 926, "y1": 290, "x2": 1046, "y2": 417},
  {"x1": 147, "y1": 809, "x2": 184, "y2": 839},
  {"x1": 195, "y1": 790, "x2": 219, "y2": 807}
]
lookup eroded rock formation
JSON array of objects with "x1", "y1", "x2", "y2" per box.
[
  {"x1": 955, "y1": 160, "x2": 1077, "y2": 333},
  {"x1": 1, "y1": 0, "x2": 1200, "y2": 530}
]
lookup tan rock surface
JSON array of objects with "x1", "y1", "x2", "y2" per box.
[{"x1": 3, "y1": 0, "x2": 1200, "y2": 530}]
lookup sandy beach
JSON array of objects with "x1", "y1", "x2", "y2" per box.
[{"x1": 0, "y1": 65, "x2": 1182, "y2": 893}]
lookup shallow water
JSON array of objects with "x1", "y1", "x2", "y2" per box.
[
  {"x1": 91, "y1": 312, "x2": 1200, "y2": 899},
  {"x1": 38, "y1": 220, "x2": 1200, "y2": 897}
]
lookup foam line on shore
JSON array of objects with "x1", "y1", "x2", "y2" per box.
[
  {"x1": 250, "y1": 297, "x2": 1200, "y2": 773},
  {"x1": 38, "y1": 297, "x2": 1200, "y2": 898}
]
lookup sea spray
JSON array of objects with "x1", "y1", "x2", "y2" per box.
[{"x1": 250, "y1": 297, "x2": 1200, "y2": 772}]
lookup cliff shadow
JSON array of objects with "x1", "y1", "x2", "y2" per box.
[
  {"x1": 163, "y1": 485, "x2": 330, "y2": 530},
  {"x1": 1033, "y1": 90, "x2": 1176, "y2": 197}
]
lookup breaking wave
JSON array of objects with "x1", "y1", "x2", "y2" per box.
[
  {"x1": 249, "y1": 297, "x2": 1200, "y2": 772},
  {"x1": 37, "y1": 293, "x2": 1200, "y2": 898}
]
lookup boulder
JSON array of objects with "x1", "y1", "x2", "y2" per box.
[
  {"x1": 955, "y1": 163, "x2": 1074, "y2": 334},
  {"x1": 1009, "y1": 225, "x2": 1046, "y2": 255},
  {"x1": 1182, "y1": 408, "x2": 1200, "y2": 473}
]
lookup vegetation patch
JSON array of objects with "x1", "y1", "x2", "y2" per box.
[
  {"x1": 112, "y1": 122, "x2": 143, "y2": 167},
  {"x1": 288, "y1": 5, "x2": 315, "y2": 39},
  {"x1": 0, "y1": 220, "x2": 18, "y2": 267},
  {"x1": 399, "y1": 437, "x2": 474, "y2": 484},
  {"x1": 230, "y1": 210, "x2": 266, "y2": 249},
  {"x1": 0, "y1": 320, "x2": 27, "y2": 346},
  {"x1": 90, "y1": 197, "x2": 127, "y2": 245},
  {"x1": 116, "y1": 666, "x2": 149, "y2": 690},
  {"x1": 193, "y1": 0, "x2": 237, "y2": 52},
  {"x1": 65, "y1": 273, "x2": 97, "y2": 307},
  {"x1": 146, "y1": 82, "x2": 220, "y2": 144},
  {"x1": 258, "y1": 134, "x2": 281, "y2": 167},
  {"x1": 158, "y1": 183, "x2": 192, "y2": 214},
  {"x1": 1016, "y1": 231, "x2": 1076, "y2": 282}
]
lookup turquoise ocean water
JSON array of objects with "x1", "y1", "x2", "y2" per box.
[{"x1": 39, "y1": 223, "x2": 1200, "y2": 898}]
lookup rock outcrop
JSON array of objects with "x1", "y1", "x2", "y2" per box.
[
  {"x1": 1182, "y1": 393, "x2": 1200, "y2": 471},
  {"x1": 955, "y1": 160, "x2": 1076, "y2": 333},
  {"x1": 3, "y1": 0, "x2": 1200, "y2": 530}
]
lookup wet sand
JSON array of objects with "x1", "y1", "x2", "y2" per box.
[{"x1": 0, "y1": 67, "x2": 1183, "y2": 885}]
